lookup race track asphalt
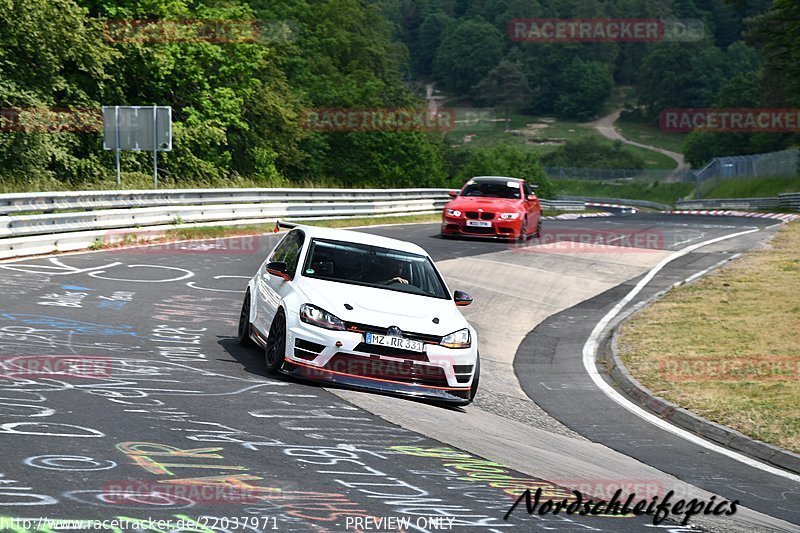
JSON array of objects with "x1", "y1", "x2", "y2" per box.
[{"x1": 0, "y1": 212, "x2": 796, "y2": 533}]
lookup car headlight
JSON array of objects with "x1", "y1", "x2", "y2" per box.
[
  {"x1": 299, "y1": 304, "x2": 346, "y2": 331},
  {"x1": 440, "y1": 328, "x2": 471, "y2": 348},
  {"x1": 445, "y1": 209, "x2": 462, "y2": 217},
  {"x1": 499, "y1": 212, "x2": 521, "y2": 220}
]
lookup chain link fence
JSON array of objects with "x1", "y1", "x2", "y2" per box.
[{"x1": 693, "y1": 149, "x2": 798, "y2": 198}]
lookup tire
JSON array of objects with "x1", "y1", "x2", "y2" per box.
[
  {"x1": 237, "y1": 292, "x2": 255, "y2": 347},
  {"x1": 469, "y1": 356, "x2": 481, "y2": 402},
  {"x1": 264, "y1": 309, "x2": 287, "y2": 375},
  {"x1": 516, "y1": 220, "x2": 528, "y2": 243}
]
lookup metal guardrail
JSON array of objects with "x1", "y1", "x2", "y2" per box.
[
  {"x1": 539, "y1": 199, "x2": 585, "y2": 211},
  {"x1": 0, "y1": 188, "x2": 449, "y2": 215},
  {"x1": 0, "y1": 188, "x2": 451, "y2": 259},
  {"x1": 0, "y1": 187, "x2": 661, "y2": 260},
  {"x1": 779, "y1": 192, "x2": 800, "y2": 211},
  {"x1": 557, "y1": 195, "x2": 671, "y2": 211},
  {"x1": 0, "y1": 199, "x2": 448, "y2": 239},
  {"x1": 676, "y1": 197, "x2": 790, "y2": 211}
]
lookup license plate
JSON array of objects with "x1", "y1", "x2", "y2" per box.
[
  {"x1": 466, "y1": 220, "x2": 492, "y2": 227},
  {"x1": 365, "y1": 333, "x2": 425, "y2": 352}
]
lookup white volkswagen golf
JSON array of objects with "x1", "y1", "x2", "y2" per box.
[{"x1": 238, "y1": 223, "x2": 480, "y2": 405}]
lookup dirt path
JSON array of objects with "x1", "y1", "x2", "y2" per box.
[{"x1": 593, "y1": 109, "x2": 688, "y2": 178}]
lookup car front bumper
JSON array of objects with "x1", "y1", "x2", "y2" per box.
[
  {"x1": 281, "y1": 311, "x2": 477, "y2": 403},
  {"x1": 441, "y1": 215, "x2": 523, "y2": 238}
]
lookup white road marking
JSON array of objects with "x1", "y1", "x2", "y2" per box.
[
  {"x1": 582, "y1": 227, "x2": 800, "y2": 483},
  {"x1": 186, "y1": 274, "x2": 250, "y2": 292}
]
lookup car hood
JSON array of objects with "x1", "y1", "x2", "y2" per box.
[
  {"x1": 296, "y1": 277, "x2": 468, "y2": 336},
  {"x1": 448, "y1": 196, "x2": 523, "y2": 211}
]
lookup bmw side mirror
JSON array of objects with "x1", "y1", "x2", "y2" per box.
[
  {"x1": 448, "y1": 190, "x2": 458, "y2": 198},
  {"x1": 266, "y1": 261, "x2": 290, "y2": 281},
  {"x1": 454, "y1": 290, "x2": 473, "y2": 306}
]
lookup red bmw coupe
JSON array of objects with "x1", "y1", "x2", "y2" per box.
[{"x1": 441, "y1": 176, "x2": 542, "y2": 241}]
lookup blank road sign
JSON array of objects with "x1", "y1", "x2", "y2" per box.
[{"x1": 103, "y1": 106, "x2": 172, "y2": 151}]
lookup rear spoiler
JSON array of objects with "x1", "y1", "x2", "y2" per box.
[{"x1": 272, "y1": 219, "x2": 299, "y2": 233}]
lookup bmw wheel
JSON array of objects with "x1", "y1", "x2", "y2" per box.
[{"x1": 516, "y1": 219, "x2": 528, "y2": 243}]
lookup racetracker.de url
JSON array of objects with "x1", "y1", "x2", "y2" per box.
[{"x1": 0, "y1": 516, "x2": 279, "y2": 531}]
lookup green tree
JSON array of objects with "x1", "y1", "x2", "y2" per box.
[
  {"x1": 745, "y1": 0, "x2": 800, "y2": 106},
  {"x1": 456, "y1": 144, "x2": 552, "y2": 197},
  {"x1": 681, "y1": 72, "x2": 792, "y2": 167},
  {"x1": 473, "y1": 61, "x2": 532, "y2": 131},
  {"x1": 0, "y1": 0, "x2": 117, "y2": 184},
  {"x1": 413, "y1": 12, "x2": 454, "y2": 75},
  {"x1": 637, "y1": 41, "x2": 726, "y2": 115},
  {"x1": 433, "y1": 18, "x2": 504, "y2": 94},
  {"x1": 554, "y1": 58, "x2": 613, "y2": 120},
  {"x1": 542, "y1": 138, "x2": 645, "y2": 169},
  {"x1": 324, "y1": 131, "x2": 447, "y2": 188}
]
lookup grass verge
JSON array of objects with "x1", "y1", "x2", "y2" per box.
[
  {"x1": 444, "y1": 111, "x2": 676, "y2": 169},
  {"x1": 617, "y1": 222, "x2": 800, "y2": 453},
  {"x1": 96, "y1": 213, "x2": 443, "y2": 251},
  {"x1": 616, "y1": 116, "x2": 688, "y2": 154},
  {"x1": 702, "y1": 176, "x2": 800, "y2": 199},
  {"x1": 551, "y1": 179, "x2": 695, "y2": 205}
]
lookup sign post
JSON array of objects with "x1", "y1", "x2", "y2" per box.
[
  {"x1": 114, "y1": 106, "x2": 121, "y2": 187},
  {"x1": 103, "y1": 106, "x2": 172, "y2": 188}
]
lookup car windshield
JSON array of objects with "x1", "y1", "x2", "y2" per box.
[
  {"x1": 461, "y1": 179, "x2": 521, "y2": 199},
  {"x1": 302, "y1": 239, "x2": 450, "y2": 299}
]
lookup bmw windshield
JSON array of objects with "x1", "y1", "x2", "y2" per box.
[
  {"x1": 460, "y1": 179, "x2": 522, "y2": 199},
  {"x1": 302, "y1": 239, "x2": 450, "y2": 299}
]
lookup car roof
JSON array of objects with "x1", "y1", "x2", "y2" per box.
[
  {"x1": 470, "y1": 175, "x2": 524, "y2": 182},
  {"x1": 289, "y1": 224, "x2": 430, "y2": 257}
]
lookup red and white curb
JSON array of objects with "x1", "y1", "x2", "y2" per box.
[
  {"x1": 667, "y1": 210, "x2": 800, "y2": 222},
  {"x1": 586, "y1": 202, "x2": 637, "y2": 212},
  {"x1": 543, "y1": 212, "x2": 616, "y2": 220}
]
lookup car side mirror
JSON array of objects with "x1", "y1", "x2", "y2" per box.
[
  {"x1": 527, "y1": 194, "x2": 537, "y2": 201},
  {"x1": 454, "y1": 290, "x2": 473, "y2": 306},
  {"x1": 448, "y1": 190, "x2": 458, "y2": 198},
  {"x1": 266, "y1": 261, "x2": 290, "y2": 281}
]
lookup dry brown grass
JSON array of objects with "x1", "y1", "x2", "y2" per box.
[{"x1": 618, "y1": 222, "x2": 800, "y2": 453}]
